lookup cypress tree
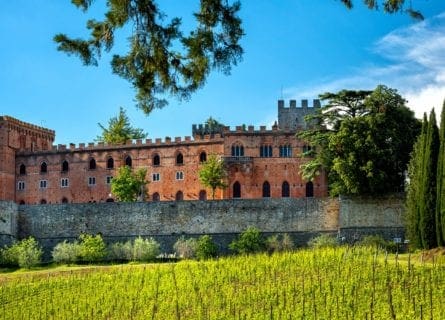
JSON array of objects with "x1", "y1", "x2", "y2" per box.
[
  {"x1": 436, "y1": 100, "x2": 445, "y2": 246},
  {"x1": 406, "y1": 114, "x2": 428, "y2": 248},
  {"x1": 419, "y1": 110, "x2": 439, "y2": 249}
]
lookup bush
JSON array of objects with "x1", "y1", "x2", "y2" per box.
[
  {"x1": 196, "y1": 235, "x2": 218, "y2": 260},
  {"x1": 1, "y1": 237, "x2": 43, "y2": 268},
  {"x1": 52, "y1": 240, "x2": 81, "y2": 264},
  {"x1": 229, "y1": 227, "x2": 265, "y2": 254},
  {"x1": 109, "y1": 241, "x2": 133, "y2": 261},
  {"x1": 357, "y1": 235, "x2": 398, "y2": 253},
  {"x1": 173, "y1": 236, "x2": 197, "y2": 259},
  {"x1": 307, "y1": 234, "x2": 338, "y2": 249},
  {"x1": 132, "y1": 237, "x2": 160, "y2": 261},
  {"x1": 78, "y1": 234, "x2": 107, "y2": 263},
  {"x1": 266, "y1": 233, "x2": 295, "y2": 253}
]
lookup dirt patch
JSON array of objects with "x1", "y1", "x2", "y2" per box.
[{"x1": 417, "y1": 247, "x2": 445, "y2": 263}]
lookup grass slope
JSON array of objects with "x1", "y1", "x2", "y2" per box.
[{"x1": 1, "y1": 247, "x2": 444, "y2": 319}]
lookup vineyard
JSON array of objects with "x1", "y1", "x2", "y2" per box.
[{"x1": 1, "y1": 247, "x2": 444, "y2": 319}]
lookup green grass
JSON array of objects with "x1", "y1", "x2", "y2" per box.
[{"x1": 1, "y1": 247, "x2": 444, "y2": 319}]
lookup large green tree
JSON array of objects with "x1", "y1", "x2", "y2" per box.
[
  {"x1": 299, "y1": 85, "x2": 420, "y2": 196},
  {"x1": 199, "y1": 154, "x2": 227, "y2": 199},
  {"x1": 111, "y1": 166, "x2": 148, "y2": 202},
  {"x1": 436, "y1": 101, "x2": 445, "y2": 246},
  {"x1": 97, "y1": 107, "x2": 147, "y2": 144},
  {"x1": 55, "y1": 1, "x2": 422, "y2": 114}
]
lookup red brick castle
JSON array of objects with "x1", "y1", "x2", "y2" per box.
[{"x1": 0, "y1": 100, "x2": 327, "y2": 204}]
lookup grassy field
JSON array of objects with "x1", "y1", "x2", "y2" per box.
[{"x1": 1, "y1": 247, "x2": 444, "y2": 319}]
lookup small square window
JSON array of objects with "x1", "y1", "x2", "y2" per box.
[
  {"x1": 39, "y1": 180, "x2": 47, "y2": 189},
  {"x1": 17, "y1": 181, "x2": 25, "y2": 191},
  {"x1": 176, "y1": 171, "x2": 184, "y2": 180},
  {"x1": 106, "y1": 176, "x2": 113, "y2": 184},
  {"x1": 88, "y1": 177, "x2": 96, "y2": 186},
  {"x1": 152, "y1": 173, "x2": 160, "y2": 182},
  {"x1": 61, "y1": 178, "x2": 69, "y2": 188}
]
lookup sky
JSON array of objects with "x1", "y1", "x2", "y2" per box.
[{"x1": 1, "y1": 1, "x2": 445, "y2": 145}]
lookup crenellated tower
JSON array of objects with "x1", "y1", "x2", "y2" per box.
[
  {"x1": 0, "y1": 116, "x2": 55, "y2": 201},
  {"x1": 277, "y1": 99, "x2": 321, "y2": 131}
]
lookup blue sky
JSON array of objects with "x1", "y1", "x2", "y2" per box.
[{"x1": 1, "y1": 1, "x2": 445, "y2": 145}]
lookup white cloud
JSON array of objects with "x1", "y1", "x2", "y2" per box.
[{"x1": 285, "y1": 12, "x2": 445, "y2": 119}]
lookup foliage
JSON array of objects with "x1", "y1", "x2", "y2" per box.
[
  {"x1": 78, "y1": 233, "x2": 107, "y2": 263},
  {"x1": 198, "y1": 154, "x2": 228, "y2": 199},
  {"x1": 307, "y1": 234, "x2": 338, "y2": 249},
  {"x1": 108, "y1": 241, "x2": 133, "y2": 261},
  {"x1": 266, "y1": 233, "x2": 294, "y2": 253},
  {"x1": 356, "y1": 235, "x2": 397, "y2": 253},
  {"x1": 406, "y1": 110, "x2": 440, "y2": 250},
  {"x1": 111, "y1": 166, "x2": 148, "y2": 202},
  {"x1": 195, "y1": 235, "x2": 218, "y2": 260},
  {"x1": 132, "y1": 237, "x2": 160, "y2": 261},
  {"x1": 0, "y1": 237, "x2": 43, "y2": 268},
  {"x1": 96, "y1": 107, "x2": 147, "y2": 144},
  {"x1": 3, "y1": 247, "x2": 445, "y2": 319},
  {"x1": 436, "y1": 100, "x2": 445, "y2": 246},
  {"x1": 54, "y1": 1, "x2": 421, "y2": 114},
  {"x1": 299, "y1": 85, "x2": 420, "y2": 196},
  {"x1": 52, "y1": 240, "x2": 81, "y2": 264},
  {"x1": 173, "y1": 236, "x2": 198, "y2": 259},
  {"x1": 229, "y1": 227, "x2": 265, "y2": 254}
]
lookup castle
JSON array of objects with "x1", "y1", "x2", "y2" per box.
[{"x1": 0, "y1": 100, "x2": 327, "y2": 205}]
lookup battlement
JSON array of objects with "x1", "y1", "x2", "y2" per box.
[
  {"x1": 277, "y1": 99, "x2": 321, "y2": 109},
  {"x1": 0, "y1": 115, "x2": 55, "y2": 140}
]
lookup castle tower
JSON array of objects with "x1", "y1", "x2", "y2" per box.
[
  {"x1": 277, "y1": 99, "x2": 321, "y2": 131},
  {"x1": 0, "y1": 116, "x2": 55, "y2": 201}
]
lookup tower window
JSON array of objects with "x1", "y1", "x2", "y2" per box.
[
  {"x1": 19, "y1": 164, "x2": 26, "y2": 175},
  {"x1": 40, "y1": 162, "x2": 47, "y2": 173},
  {"x1": 17, "y1": 181, "x2": 25, "y2": 191},
  {"x1": 61, "y1": 178, "x2": 69, "y2": 188},
  {"x1": 107, "y1": 157, "x2": 114, "y2": 169},
  {"x1": 125, "y1": 155, "x2": 132, "y2": 167},
  {"x1": 153, "y1": 154, "x2": 160, "y2": 166},
  {"x1": 89, "y1": 158, "x2": 96, "y2": 170},
  {"x1": 61, "y1": 160, "x2": 69, "y2": 172},
  {"x1": 176, "y1": 153, "x2": 184, "y2": 165},
  {"x1": 199, "y1": 151, "x2": 207, "y2": 162}
]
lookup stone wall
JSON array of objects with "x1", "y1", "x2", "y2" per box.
[
  {"x1": 338, "y1": 194, "x2": 405, "y2": 242},
  {"x1": 17, "y1": 198, "x2": 339, "y2": 255},
  {"x1": 0, "y1": 201, "x2": 17, "y2": 246}
]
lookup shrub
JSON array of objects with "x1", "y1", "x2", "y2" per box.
[
  {"x1": 266, "y1": 233, "x2": 295, "y2": 253},
  {"x1": 2, "y1": 237, "x2": 43, "y2": 268},
  {"x1": 196, "y1": 235, "x2": 218, "y2": 260},
  {"x1": 132, "y1": 237, "x2": 160, "y2": 261},
  {"x1": 52, "y1": 240, "x2": 81, "y2": 264},
  {"x1": 357, "y1": 235, "x2": 398, "y2": 253},
  {"x1": 229, "y1": 227, "x2": 265, "y2": 254},
  {"x1": 307, "y1": 234, "x2": 338, "y2": 249},
  {"x1": 173, "y1": 236, "x2": 197, "y2": 259},
  {"x1": 109, "y1": 241, "x2": 133, "y2": 261},
  {"x1": 78, "y1": 233, "x2": 107, "y2": 263}
]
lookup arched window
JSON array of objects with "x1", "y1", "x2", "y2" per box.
[
  {"x1": 125, "y1": 155, "x2": 132, "y2": 167},
  {"x1": 40, "y1": 162, "x2": 47, "y2": 173},
  {"x1": 175, "y1": 191, "x2": 184, "y2": 201},
  {"x1": 176, "y1": 153, "x2": 184, "y2": 165},
  {"x1": 152, "y1": 192, "x2": 160, "y2": 201},
  {"x1": 40, "y1": 199, "x2": 47, "y2": 204},
  {"x1": 106, "y1": 198, "x2": 115, "y2": 202},
  {"x1": 61, "y1": 160, "x2": 69, "y2": 172},
  {"x1": 199, "y1": 151, "x2": 207, "y2": 162},
  {"x1": 262, "y1": 181, "x2": 271, "y2": 198},
  {"x1": 19, "y1": 164, "x2": 26, "y2": 175},
  {"x1": 306, "y1": 181, "x2": 314, "y2": 197},
  {"x1": 199, "y1": 190, "x2": 207, "y2": 200},
  {"x1": 231, "y1": 144, "x2": 244, "y2": 157},
  {"x1": 107, "y1": 157, "x2": 114, "y2": 169},
  {"x1": 89, "y1": 158, "x2": 96, "y2": 170},
  {"x1": 153, "y1": 154, "x2": 160, "y2": 166},
  {"x1": 19, "y1": 200, "x2": 25, "y2": 205},
  {"x1": 233, "y1": 181, "x2": 241, "y2": 198},
  {"x1": 282, "y1": 181, "x2": 290, "y2": 197},
  {"x1": 61, "y1": 197, "x2": 68, "y2": 204}
]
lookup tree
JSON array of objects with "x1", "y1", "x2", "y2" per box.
[
  {"x1": 436, "y1": 100, "x2": 445, "y2": 246},
  {"x1": 111, "y1": 166, "x2": 148, "y2": 202},
  {"x1": 198, "y1": 154, "x2": 228, "y2": 199},
  {"x1": 97, "y1": 107, "x2": 147, "y2": 144},
  {"x1": 55, "y1": 1, "x2": 422, "y2": 114},
  {"x1": 299, "y1": 85, "x2": 420, "y2": 196}
]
